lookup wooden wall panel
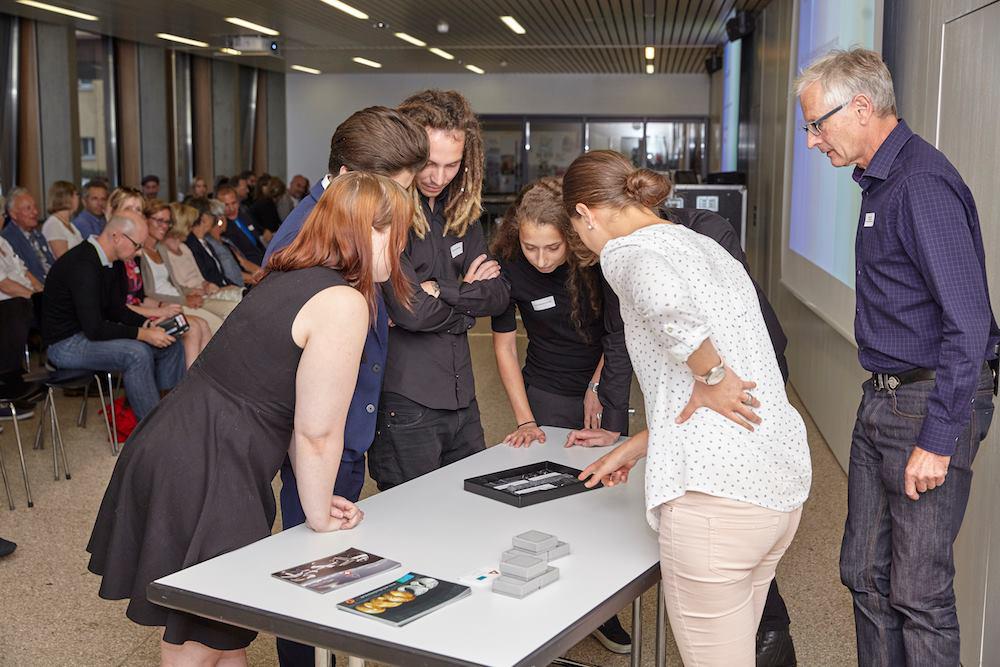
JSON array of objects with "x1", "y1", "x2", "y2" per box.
[
  {"x1": 15, "y1": 18, "x2": 42, "y2": 203},
  {"x1": 191, "y1": 55, "x2": 213, "y2": 189},
  {"x1": 114, "y1": 40, "x2": 141, "y2": 188}
]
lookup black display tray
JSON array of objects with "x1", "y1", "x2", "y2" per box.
[{"x1": 464, "y1": 461, "x2": 602, "y2": 508}]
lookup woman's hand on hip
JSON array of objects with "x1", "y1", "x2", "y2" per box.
[{"x1": 676, "y1": 365, "x2": 762, "y2": 431}]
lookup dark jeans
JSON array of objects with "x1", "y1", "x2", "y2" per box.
[
  {"x1": 275, "y1": 456, "x2": 367, "y2": 667},
  {"x1": 840, "y1": 369, "x2": 995, "y2": 666},
  {"x1": 368, "y1": 392, "x2": 485, "y2": 491}
]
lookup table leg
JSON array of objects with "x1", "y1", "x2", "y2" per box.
[
  {"x1": 314, "y1": 647, "x2": 331, "y2": 667},
  {"x1": 631, "y1": 595, "x2": 643, "y2": 667},
  {"x1": 655, "y1": 581, "x2": 667, "y2": 666}
]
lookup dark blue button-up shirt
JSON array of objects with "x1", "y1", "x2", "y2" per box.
[{"x1": 853, "y1": 120, "x2": 1000, "y2": 456}]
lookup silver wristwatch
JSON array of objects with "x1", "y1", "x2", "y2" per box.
[
  {"x1": 587, "y1": 381, "x2": 600, "y2": 395},
  {"x1": 694, "y1": 361, "x2": 726, "y2": 386}
]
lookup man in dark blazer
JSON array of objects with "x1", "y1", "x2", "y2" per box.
[
  {"x1": 215, "y1": 185, "x2": 264, "y2": 266},
  {"x1": 183, "y1": 199, "x2": 235, "y2": 288}
]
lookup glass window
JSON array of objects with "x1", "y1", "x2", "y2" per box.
[
  {"x1": 482, "y1": 119, "x2": 522, "y2": 194},
  {"x1": 76, "y1": 30, "x2": 115, "y2": 185},
  {"x1": 524, "y1": 120, "x2": 583, "y2": 182},
  {"x1": 588, "y1": 121, "x2": 644, "y2": 166},
  {"x1": 645, "y1": 121, "x2": 707, "y2": 176}
]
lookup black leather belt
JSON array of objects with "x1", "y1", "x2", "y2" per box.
[{"x1": 872, "y1": 361, "x2": 995, "y2": 392}]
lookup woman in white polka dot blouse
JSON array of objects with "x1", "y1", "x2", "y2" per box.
[{"x1": 565, "y1": 150, "x2": 812, "y2": 667}]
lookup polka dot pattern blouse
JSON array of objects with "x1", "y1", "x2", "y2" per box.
[{"x1": 601, "y1": 223, "x2": 812, "y2": 529}]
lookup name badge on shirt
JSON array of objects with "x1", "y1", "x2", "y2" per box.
[
  {"x1": 863, "y1": 212, "x2": 876, "y2": 227},
  {"x1": 531, "y1": 295, "x2": 556, "y2": 311},
  {"x1": 450, "y1": 242, "x2": 464, "y2": 258}
]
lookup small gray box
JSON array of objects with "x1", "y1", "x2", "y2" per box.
[
  {"x1": 512, "y1": 530, "x2": 558, "y2": 553},
  {"x1": 545, "y1": 541, "x2": 571, "y2": 561},
  {"x1": 500, "y1": 554, "x2": 547, "y2": 580},
  {"x1": 493, "y1": 574, "x2": 542, "y2": 598},
  {"x1": 501, "y1": 547, "x2": 534, "y2": 561},
  {"x1": 537, "y1": 565, "x2": 559, "y2": 589}
]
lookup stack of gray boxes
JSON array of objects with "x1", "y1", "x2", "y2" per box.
[{"x1": 492, "y1": 530, "x2": 570, "y2": 598}]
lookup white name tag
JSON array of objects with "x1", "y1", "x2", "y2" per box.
[
  {"x1": 863, "y1": 212, "x2": 876, "y2": 227},
  {"x1": 531, "y1": 295, "x2": 556, "y2": 311},
  {"x1": 450, "y1": 242, "x2": 464, "y2": 258}
]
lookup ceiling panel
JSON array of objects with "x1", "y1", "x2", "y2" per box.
[{"x1": 0, "y1": 0, "x2": 768, "y2": 74}]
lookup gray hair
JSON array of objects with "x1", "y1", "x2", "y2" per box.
[
  {"x1": 4, "y1": 187, "x2": 31, "y2": 214},
  {"x1": 208, "y1": 198, "x2": 225, "y2": 217},
  {"x1": 794, "y1": 47, "x2": 896, "y2": 116}
]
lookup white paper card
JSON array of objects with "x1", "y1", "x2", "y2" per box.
[
  {"x1": 531, "y1": 296, "x2": 556, "y2": 311},
  {"x1": 450, "y1": 242, "x2": 464, "y2": 257},
  {"x1": 864, "y1": 212, "x2": 876, "y2": 227}
]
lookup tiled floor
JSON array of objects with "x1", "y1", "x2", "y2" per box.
[{"x1": 0, "y1": 326, "x2": 856, "y2": 665}]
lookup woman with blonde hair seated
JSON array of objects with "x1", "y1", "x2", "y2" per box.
[
  {"x1": 41, "y1": 181, "x2": 84, "y2": 258},
  {"x1": 139, "y1": 200, "x2": 234, "y2": 333}
]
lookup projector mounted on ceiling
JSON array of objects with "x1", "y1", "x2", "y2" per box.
[{"x1": 226, "y1": 35, "x2": 282, "y2": 56}]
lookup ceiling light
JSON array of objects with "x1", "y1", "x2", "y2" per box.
[
  {"x1": 16, "y1": 0, "x2": 97, "y2": 21},
  {"x1": 156, "y1": 33, "x2": 209, "y2": 48},
  {"x1": 645, "y1": 46, "x2": 655, "y2": 60},
  {"x1": 428, "y1": 47, "x2": 454, "y2": 61},
  {"x1": 219, "y1": 48, "x2": 242, "y2": 56},
  {"x1": 500, "y1": 15, "x2": 526, "y2": 34},
  {"x1": 352, "y1": 57, "x2": 382, "y2": 69},
  {"x1": 225, "y1": 17, "x2": 279, "y2": 36},
  {"x1": 646, "y1": 63, "x2": 655, "y2": 74},
  {"x1": 319, "y1": 0, "x2": 368, "y2": 20},
  {"x1": 291, "y1": 65, "x2": 321, "y2": 75},
  {"x1": 465, "y1": 64, "x2": 485, "y2": 74},
  {"x1": 394, "y1": 32, "x2": 426, "y2": 47}
]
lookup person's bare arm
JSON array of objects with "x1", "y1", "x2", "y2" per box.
[
  {"x1": 493, "y1": 330, "x2": 546, "y2": 447},
  {"x1": 0, "y1": 278, "x2": 34, "y2": 299},
  {"x1": 49, "y1": 239, "x2": 69, "y2": 258},
  {"x1": 289, "y1": 285, "x2": 369, "y2": 532}
]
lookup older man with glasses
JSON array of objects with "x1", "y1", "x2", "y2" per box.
[
  {"x1": 42, "y1": 210, "x2": 186, "y2": 422},
  {"x1": 796, "y1": 48, "x2": 999, "y2": 666}
]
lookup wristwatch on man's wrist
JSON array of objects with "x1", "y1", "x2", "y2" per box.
[
  {"x1": 694, "y1": 361, "x2": 727, "y2": 386},
  {"x1": 587, "y1": 381, "x2": 600, "y2": 395}
]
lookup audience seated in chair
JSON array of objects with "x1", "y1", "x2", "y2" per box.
[
  {"x1": 207, "y1": 199, "x2": 259, "y2": 286},
  {"x1": 216, "y1": 185, "x2": 266, "y2": 265},
  {"x1": 73, "y1": 180, "x2": 109, "y2": 238},
  {"x1": 2, "y1": 188, "x2": 55, "y2": 284},
  {"x1": 41, "y1": 181, "x2": 84, "y2": 259},
  {"x1": 42, "y1": 211, "x2": 185, "y2": 421}
]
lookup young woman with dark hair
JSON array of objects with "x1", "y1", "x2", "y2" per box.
[
  {"x1": 490, "y1": 176, "x2": 635, "y2": 653},
  {"x1": 86, "y1": 172, "x2": 413, "y2": 667},
  {"x1": 567, "y1": 150, "x2": 812, "y2": 667}
]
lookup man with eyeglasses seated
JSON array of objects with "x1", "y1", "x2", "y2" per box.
[{"x1": 42, "y1": 211, "x2": 186, "y2": 422}]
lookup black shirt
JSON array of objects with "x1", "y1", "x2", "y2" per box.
[
  {"x1": 491, "y1": 256, "x2": 631, "y2": 433},
  {"x1": 381, "y1": 190, "x2": 511, "y2": 410},
  {"x1": 660, "y1": 207, "x2": 790, "y2": 382},
  {"x1": 42, "y1": 241, "x2": 147, "y2": 346}
]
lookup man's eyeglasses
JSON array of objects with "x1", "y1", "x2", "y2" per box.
[
  {"x1": 120, "y1": 232, "x2": 142, "y2": 251},
  {"x1": 801, "y1": 102, "x2": 847, "y2": 136}
]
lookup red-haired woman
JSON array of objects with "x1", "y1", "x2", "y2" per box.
[{"x1": 86, "y1": 172, "x2": 413, "y2": 666}]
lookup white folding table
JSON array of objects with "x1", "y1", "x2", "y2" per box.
[{"x1": 149, "y1": 427, "x2": 667, "y2": 666}]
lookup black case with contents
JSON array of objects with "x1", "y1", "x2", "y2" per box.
[{"x1": 464, "y1": 461, "x2": 601, "y2": 508}]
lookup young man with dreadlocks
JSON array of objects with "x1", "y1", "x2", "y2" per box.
[{"x1": 368, "y1": 89, "x2": 511, "y2": 490}]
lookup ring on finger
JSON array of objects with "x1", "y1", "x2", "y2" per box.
[{"x1": 742, "y1": 390, "x2": 755, "y2": 406}]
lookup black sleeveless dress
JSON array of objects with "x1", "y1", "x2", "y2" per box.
[{"x1": 87, "y1": 266, "x2": 349, "y2": 650}]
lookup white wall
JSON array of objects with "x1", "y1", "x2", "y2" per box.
[{"x1": 285, "y1": 72, "x2": 710, "y2": 180}]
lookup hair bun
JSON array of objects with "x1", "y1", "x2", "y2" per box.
[{"x1": 623, "y1": 168, "x2": 671, "y2": 208}]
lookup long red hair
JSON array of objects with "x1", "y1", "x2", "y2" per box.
[{"x1": 259, "y1": 172, "x2": 413, "y2": 321}]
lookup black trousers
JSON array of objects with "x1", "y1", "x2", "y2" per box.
[
  {"x1": 368, "y1": 392, "x2": 485, "y2": 491},
  {"x1": 0, "y1": 297, "x2": 31, "y2": 375},
  {"x1": 527, "y1": 383, "x2": 791, "y2": 633}
]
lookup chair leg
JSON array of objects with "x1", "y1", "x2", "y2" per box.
[
  {"x1": 76, "y1": 381, "x2": 90, "y2": 428},
  {"x1": 94, "y1": 374, "x2": 116, "y2": 456},
  {"x1": 0, "y1": 425, "x2": 14, "y2": 510},
  {"x1": 107, "y1": 372, "x2": 119, "y2": 455},
  {"x1": 33, "y1": 392, "x2": 49, "y2": 451},
  {"x1": 8, "y1": 403, "x2": 33, "y2": 508},
  {"x1": 51, "y1": 390, "x2": 71, "y2": 481},
  {"x1": 49, "y1": 390, "x2": 59, "y2": 480}
]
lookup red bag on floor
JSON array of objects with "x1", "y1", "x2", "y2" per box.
[{"x1": 102, "y1": 396, "x2": 138, "y2": 445}]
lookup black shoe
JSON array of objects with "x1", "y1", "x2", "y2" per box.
[
  {"x1": 0, "y1": 537, "x2": 16, "y2": 558},
  {"x1": 757, "y1": 629, "x2": 797, "y2": 667},
  {"x1": 592, "y1": 615, "x2": 632, "y2": 654}
]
